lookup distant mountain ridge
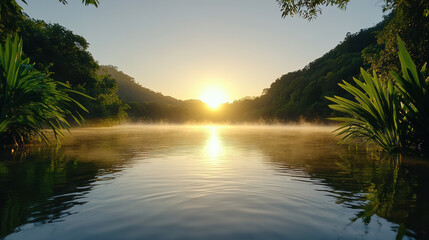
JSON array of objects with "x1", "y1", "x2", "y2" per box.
[{"x1": 99, "y1": 65, "x2": 183, "y2": 106}]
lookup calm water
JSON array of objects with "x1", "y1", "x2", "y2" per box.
[{"x1": 1, "y1": 125, "x2": 429, "y2": 240}]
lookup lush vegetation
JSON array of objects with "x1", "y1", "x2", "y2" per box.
[
  {"x1": 2, "y1": 1, "x2": 129, "y2": 130},
  {"x1": 1, "y1": 0, "x2": 428, "y2": 153},
  {"x1": 99, "y1": 65, "x2": 212, "y2": 122},
  {"x1": 0, "y1": 36, "x2": 88, "y2": 147},
  {"x1": 0, "y1": 0, "x2": 99, "y2": 42},
  {"x1": 217, "y1": 22, "x2": 386, "y2": 122},
  {"x1": 100, "y1": 66, "x2": 182, "y2": 106},
  {"x1": 1, "y1": 1, "x2": 128, "y2": 147},
  {"x1": 362, "y1": 1, "x2": 429, "y2": 79},
  {"x1": 327, "y1": 38, "x2": 429, "y2": 152},
  {"x1": 276, "y1": 0, "x2": 429, "y2": 79},
  {"x1": 17, "y1": 18, "x2": 129, "y2": 123},
  {"x1": 225, "y1": 1, "x2": 429, "y2": 124},
  {"x1": 4, "y1": 0, "x2": 416, "y2": 125}
]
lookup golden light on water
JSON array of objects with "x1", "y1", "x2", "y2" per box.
[
  {"x1": 200, "y1": 86, "x2": 228, "y2": 109},
  {"x1": 206, "y1": 127, "x2": 222, "y2": 160}
]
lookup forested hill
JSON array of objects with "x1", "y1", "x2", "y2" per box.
[
  {"x1": 100, "y1": 19, "x2": 389, "y2": 123},
  {"x1": 100, "y1": 65, "x2": 182, "y2": 106},
  {"x1": 99, "y1": 65, "x2": 213, "y2": 122},
  {"x1": 221, "y1": 19, "x2": 387, "y2": 122},
  {"x1": 12, "y1": 14, "x2": 391, "y2": 123}
]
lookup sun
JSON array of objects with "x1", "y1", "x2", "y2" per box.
[{"x1": 200, "y1": 86, "x2": 228, "y2": 109}]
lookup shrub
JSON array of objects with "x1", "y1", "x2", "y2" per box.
[
  {"x1": 327, "y1": 37, "x2": 428, "y2": 152},
  {"x1": 0, "y1": 36, "x2": 89, "y2": 147}
]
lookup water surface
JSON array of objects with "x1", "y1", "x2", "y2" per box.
[{"x1": 1, "y1": 125, "x2": 428, "y2": 239}]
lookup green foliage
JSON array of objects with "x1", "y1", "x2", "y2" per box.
[
  {"x1": 363, "y1": 2, "x2": 429, "y2": 79},
  {"x1": 100, "y1": 65, "x2": 182, "y2": 106},
  {"x1": 0, "y1": 0, "x2": 24, "y2": 41},
  {"x1": 327, "y1": 38, "x2": 429, "y2": 152},
  {"x1": 57, "y1": 0, "x2": 99, "y2": 7},
  {"x1": 19, "y1": 19, "x2": 98, "y2": 88},
  {"x1": 276, "y1": 0, "x2": 350, "y2": 20},
  {"x1": 276, "y1": 0, "x2": 429, "y2": 88},
  {"x1": 106, "y1": 23, "x2": 386, "y2": 124},
  {"x1": 0, "y1": 36, "x2": 89, "y2": 147},
  {"x1": 18, "y1": 18, "x2": 128, "y2": 122},
  {"x1": 276, "y1": 0, "x2": 428, "y2": 20},
  {"x1": 391, "y1": 37, "x2": 429, "y2": 149},
  {"x1": 19, "y1": 0, "x2": 99, "y2": 6},
  {"x1": 241, "y1": 1, "x2": 428, "y2": 124},
  {"x1": 326, "y1": 69, "x2": 405, "y2": 152},
  {"x1": 82, "y1": 74, "x2": 129, "y2": 121},
  {"x1": 225, "y1": 24, "x2": 383, "y2": 122},
  {"x1": 99, "y1": 65, "x2": 190, "y2": 122},
  {"x1": 0, "y1": 0, "x2": 99, "y2": 42}
]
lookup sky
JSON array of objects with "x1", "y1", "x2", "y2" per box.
[{"x1": 21, "y1": 0, "x2": 385, "y2": 102}]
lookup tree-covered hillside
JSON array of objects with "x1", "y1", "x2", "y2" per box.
[
  {"x1": 3, "y1": 7, "x2": 418, "y2": 125},
  {"x1": 100, "y1": 65, "x2": 182, "y2": 106},
  {"x1": 221, "y1": 20, "x2": 388, "y2": 122},
  {"x1": 16, "y1": 18, "x2": 128, "y2": 122},
  {"x1": 99, "y1": 19, "x2": 390, "y2": 123},
  {"x1": 99, "y1": 65, "x2": 216, "y2": 122}
]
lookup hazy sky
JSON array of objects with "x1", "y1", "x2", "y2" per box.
[{"x1": 21, "y1": 0, "x2": 384, "y2": 102}]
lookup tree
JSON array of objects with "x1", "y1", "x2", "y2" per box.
[
  {"x1": 275, "y1": 0, "x2": 428, "y2": 20},
  {"x1": 363, "y1": 3, "x2": 429, "y2": 78},
  {"x1": 276, "y1": 0, "x2": 350, "y2": 20},
  {"x1": 57, "y1": 0, "x2": 99, "y2": 7},
  {"x1": 18, "y1": 0, "x2": 99, "y2": 7},
  {"x1": 18, "y1": 18, "x2": 129, "y2": 122},
  {"x1": 277, "y1": 0, "x2": 429, "y2": 81},
  {"x1": 0, "y1": 0, "x2": 99, "y2": 41},
  {"x1": 0, "y1": 1, "x2": 24, "y2": 40},
  {"x1": 19, "y1": 19, "x2": 99, "y2": 88}
]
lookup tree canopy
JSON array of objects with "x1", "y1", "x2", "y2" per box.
[
  {"x1": 16, "y1": 18, "x2": 128, "y2": 122},
  {"x1": 19, "y1": 0, "x2": 99, "y2": 6},
  {"x1": 56, "y1": 0, "x2": 99, "y2": 7},
  {"x1": 276, "y1": 0, "x2": 350, "y2": 20},
  {"x1": 277, "y1": 0, "x2": 429, "y2": 80},
  {"x1": 276, "y1": 0, "x2": 427, "y2": 20},
  {"x1": 0, "y1": 0, "x2": 99, "y2": 41}
]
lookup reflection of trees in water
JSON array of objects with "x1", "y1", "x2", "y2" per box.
[
  {"x1": 331, "y1": 151, "x2": 429, "y2": 239},
  {"x1": 0, "y1": 127, "x2": 201, "y2": 239},
  {"x1": 262, "y1": 142, "x2": 429, "y2": 239},
  {"x1": 1, "y1": 128, "x2": 428, "y2": 239},
  {"x1": 0, "y1": 148, "x2": 133, "y2": 239}
]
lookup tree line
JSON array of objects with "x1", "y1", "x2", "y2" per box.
[{"x1": 1, "y1": 0, "x2": 428, "y2": 151}]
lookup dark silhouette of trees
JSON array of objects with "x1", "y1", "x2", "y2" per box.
[
  {"x1": 17, "y1": 18, "x2": 128, "y2": 122},
  {"x1": 0, "y1": 0, "x2": 99, "y2": 42}
]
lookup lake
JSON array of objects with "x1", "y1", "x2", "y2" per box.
[{"x1": 1, "y1": 125, "x2": 428, "y2": 239}]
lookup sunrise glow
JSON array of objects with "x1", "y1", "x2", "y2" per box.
[{"x1": 200, "y1": 87, "x2": 228, "y2": 109}]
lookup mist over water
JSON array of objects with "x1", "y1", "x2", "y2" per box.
[{"x1": 1, "y1": 125, "x2": 428, "y2": 239}]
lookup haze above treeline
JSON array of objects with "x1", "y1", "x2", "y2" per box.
[{"x1": 3, "y1": 1, "x2": 428, "y2": 124}]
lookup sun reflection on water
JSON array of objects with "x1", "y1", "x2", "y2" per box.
[{"x1": 206, "y1": 127, "x2": 222, "y2": 160}]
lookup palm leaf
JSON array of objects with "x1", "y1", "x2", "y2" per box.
[{"x1": 0, "y1": 35, "x2": 91, "y2": 147}]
